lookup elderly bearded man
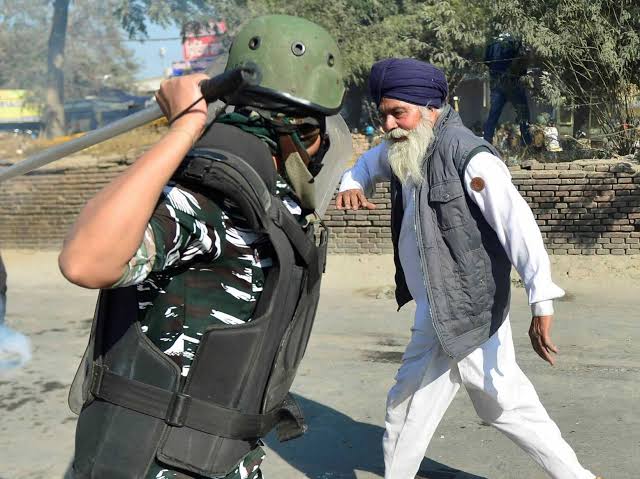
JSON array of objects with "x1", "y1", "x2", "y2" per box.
[{"x1": 336, "y1": 58, "x2": 600, "y2": 479}]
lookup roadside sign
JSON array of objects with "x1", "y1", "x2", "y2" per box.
[
  {"x1": 182, "y1": 21, "x2": 228, "y2": 62},
  {"x1": 0, "y1": 90, "x2": 41, "y2": 123}
]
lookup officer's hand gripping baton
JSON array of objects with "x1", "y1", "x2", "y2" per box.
[{"x1": 0, "y1": 66, "x2": 261, "y2": 183}]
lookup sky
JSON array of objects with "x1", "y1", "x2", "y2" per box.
[{"x1": 126, "y1": 23, "x2": 184, "y2": 80}]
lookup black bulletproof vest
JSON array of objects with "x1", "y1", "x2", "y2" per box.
[{"x1": 69, "y1": 124, "x2": 327, "y2": 478}]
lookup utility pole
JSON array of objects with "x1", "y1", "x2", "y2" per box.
[{"x1": 159, "y1": 47, "x2": 167, "y2": 77}]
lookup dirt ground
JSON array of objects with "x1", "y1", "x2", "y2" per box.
[{"x1": 0, "y1": 250, "x2": 638, "y2": 479}]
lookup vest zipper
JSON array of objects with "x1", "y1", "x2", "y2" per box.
[{"x1": 413, "y1": 186, "x2": 454, "y2": 358}]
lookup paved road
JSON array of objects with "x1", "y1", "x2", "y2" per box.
[{"x1": 0, "y1": 251, "x2": 637, "y2": 478}]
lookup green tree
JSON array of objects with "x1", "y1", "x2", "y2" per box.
[
  {"x1": 406, "y1": 0, "x2": 492, "y2": 92},
  {"x1": 219, "y1": 0, "x2": 404, "y2": 83},
  {"x1": 113, "y1": 0, "x2": 213, "y2": 38},
  {"x1": 37, "y1": 0, "x2": 217, "y2": 138},
  {"x1": 220, "y1": 0, "x2": 492, "y2": 126},
  {"x1": 64, "y1": 1, "x2": 139, "y2": 98},
  {"x1": 496, "y1": 0, "x2": 640, "y2": 154},
  {"x1": 0, "y1": 0, "x2": 140, "y2": 135},
  {"x1": 0, "y1": 1, "x2": 50, "y2": 89}
]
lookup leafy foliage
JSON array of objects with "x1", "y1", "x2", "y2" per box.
[
  {"x1": 1, "y1": 0, "x2": 222, "y2": 135},
  {"x1": 217, "y1": 0, "x2": 402, "y2": 84},
  {"x1": 0, "y1": 0, "x2": 139, "y2": 102},
  {"x1": 217, "y1": 0, "x2": 491, "y2": 126},
  {"x1": 12, "y1": 0, "x2": 637, "y2": 153},
  {"x1": 406, "y1": 0, "x2": 492, "y2": 91},
  {"x1": 113, "y1": 0, "x2": 214, "y2": 38},
  {"x1": 220, "y1": 0, "x2": 490, "y2": 91},
  {"x1": 230, "y1": 0, "x2": 639, "y2": 154},
  {"x1": 496, "y1": 0, "x2": 640, "y2": 154}
]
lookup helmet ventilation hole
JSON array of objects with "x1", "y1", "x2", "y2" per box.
[
  {"x1": 291, "y1": 41, "x2": 306, "y2": 56},
  {"x1": 248, "y1": 36, "x2": 261, "y2": 50}
]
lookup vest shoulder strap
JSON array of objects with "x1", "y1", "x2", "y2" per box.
[
  {"x1": 176, "y1": 148, "x2": 320, "y2": 282},
  {"x1": 177, "y1": 148, "x2": 272, "y2": 229},
  {"x1": 461, "y1": 145, "x2": 492, "y2": 175}
]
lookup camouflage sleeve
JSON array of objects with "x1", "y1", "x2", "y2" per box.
[
  {"x1": 110, "y1": 185, "x2": 225, "y2": 288},
  {"x1": 110, "y1": 225, "x2": 158, "y2": 288}
]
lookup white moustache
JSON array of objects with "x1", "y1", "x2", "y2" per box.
[
  {"x1": 385, "y1": 119, "x2": 435, "y2": 186},
  {"x1": 386, "y1": 128, "x2": 411, "y2": 141}
]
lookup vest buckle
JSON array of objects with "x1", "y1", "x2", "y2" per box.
[
  {"x1": 165, "y1": 392, "x2": 192, "y2": 427},
  {"x1": 89, "y1": 364, "x2": 106, "y2": 397}
]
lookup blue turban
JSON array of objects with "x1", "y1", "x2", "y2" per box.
[{"x1": 369, "y1": 58, "x2": 449, "y2": 108}]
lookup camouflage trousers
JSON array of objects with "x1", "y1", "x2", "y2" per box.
[
  {"x1": 64, "y1": 447, "x2": 265, "y2": 479},
  {"x1": 147, "y1": 446, "x2": 266, "y2": 479}
]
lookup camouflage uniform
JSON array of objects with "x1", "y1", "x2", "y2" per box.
[{"x1": 111, "y1": 176, "x2": 301, "y2": 479}]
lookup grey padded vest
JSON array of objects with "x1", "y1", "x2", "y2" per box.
[{"x1": 391, "y1": 106, "x2": 512, "y2": 359}]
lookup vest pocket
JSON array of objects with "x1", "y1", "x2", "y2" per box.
[
  {"x1": 456, "y1": 247, "x2": 489, "y2": 318},
  {"x1": 429, "y1": 181, "x2": 467, "y2": 231}
]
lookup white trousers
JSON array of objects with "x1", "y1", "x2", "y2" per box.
[{"x1": 383, "y1": 319, "x2": 595, "y2": 479}]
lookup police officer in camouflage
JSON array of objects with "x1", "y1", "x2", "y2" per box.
[{"x1": 59, "y1": 15, "x2": 345, "y2": 479}]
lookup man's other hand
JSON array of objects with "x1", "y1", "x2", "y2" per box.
[
  {"x1": 529, "y1": 315, "x2": 558, "y2": 365},
  {"x1": 336, "y1": 189, "x2": 377, "y2": 211}
]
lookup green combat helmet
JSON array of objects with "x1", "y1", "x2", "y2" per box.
[{"x1": 224, "y1": 14, "x2": 345, "y2": 116}]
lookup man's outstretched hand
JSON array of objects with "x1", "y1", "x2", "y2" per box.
[
  {"x1": 336, "y1": 189, "x2": 377, "y2": 211},
  {"x1": 529, "y1": 315, "x2": 558, "y2": 365}
]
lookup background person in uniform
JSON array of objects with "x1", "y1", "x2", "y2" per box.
[
  {"x1": 482, "y1": 33, "x2": 532, "y2": 146},
  {"x1": 336, "y1": 58, "x2": 601, "y2": 479}
]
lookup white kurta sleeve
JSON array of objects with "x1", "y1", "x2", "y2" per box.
[
  {"x1": 463, "y1": 151, "x2": 565, "y2": 316},
  {"x1": 339, "y1": 142, "x2": 391, "y2": 196}
]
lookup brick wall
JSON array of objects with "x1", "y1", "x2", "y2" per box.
[
  {"x1": 0, "y1": 155, "x2": 131, "y2": 249},
  {"x1": 324, "y1": 159, "x2": 640, "y2": 255},
  {"x1": 324, "y1": 184, "x2": 394, "y2": 254},
  {"x1": 512, "y1": 161, "x2": 640, "y2": 255},
  {"x1": 1, "y1": 144, "x2": 639, "y2": 254}
]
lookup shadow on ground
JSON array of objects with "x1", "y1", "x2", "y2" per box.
[
  {"x1": 60, "y1": 394, "x2": 488, "y2": 479},
  {"x1": 265, "y1": 395, "x2": 488, "y2": 479}
]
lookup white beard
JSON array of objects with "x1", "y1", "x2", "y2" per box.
[{"x1": 385, "y1": 118, "x2": 435, "y2": 186}]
